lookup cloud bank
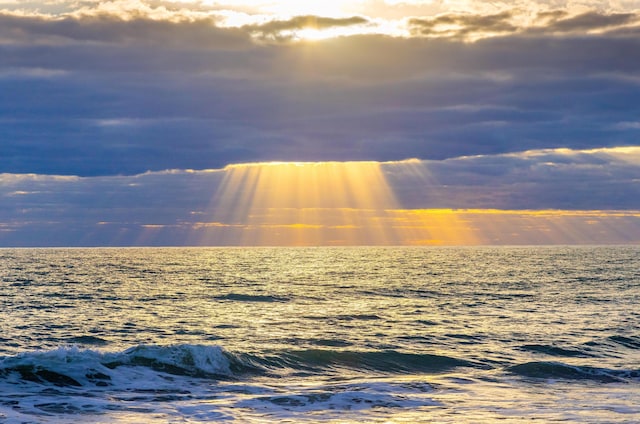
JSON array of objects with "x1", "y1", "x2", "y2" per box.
[
  {"x1": 0, "y1": 147, "x2": 638, "y2": 246},
  {"x1": 1, "y1": 1, "x2": 638, "y2": 245},
  {"x1": 1, "y1": 2, "x2": 640, "y2": 176}
]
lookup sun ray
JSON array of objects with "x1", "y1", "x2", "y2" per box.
[
  {"x1": 190, "y1": 160, "x2": 482, "y2": 246},
  {"x1": 185, "y1": 160, "x2": 640, "y2": 247}
]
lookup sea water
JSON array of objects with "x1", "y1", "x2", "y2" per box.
[{"x1": 0, "y1": 246, "x2": 638, "y2": 423}]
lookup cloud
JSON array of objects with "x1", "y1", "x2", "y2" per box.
[
  {"x1": 1, "y1": 2, "x2": 637, "y2": 245},
  {"x1": 384, "y1": 147, "x2": 640, "y2": 210},
  {"x1": 409, "y1": 11, "x2": 518, "y2": 39},
  {"x1": 0, "y1": 147, "x2": 638, "y2": 245},
  {"x1": 408, "y1": 9, "x2": 640, "y2": 40},
  {"x1": 245, "y1": 15, "x2": 369, "y2": 39},
  {"x1": 0, "y1": 169, "x2": 223, "y2": 245},
  {"x1": 0, "y1": 12, "x2": 251, "y2": 49},
  {"x1": 1, "y1": 6, "x2": 640, "y2": 176},
  {"x1": 539, "y1": 10, "x2": 639, "y2": 33}
]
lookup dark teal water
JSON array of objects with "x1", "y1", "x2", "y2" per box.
[{"x1": 0, "y1": 247, "x2": 638, "y2": 422}]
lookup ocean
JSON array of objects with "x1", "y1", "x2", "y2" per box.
[{"x1": 0, "y1": 246, "x2": 638, "y2": 423}]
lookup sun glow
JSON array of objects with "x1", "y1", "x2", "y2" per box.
[
  {"x1": 292, "y1": 26, "x2": 354, "y2": 41},
  {"x1": 254, "y1": 0, "x2": 351, "y2": 17},
  {"x1": 206, "y1": 161, "x2": 401, "y2": 245},
  {"x1": 185, "y1": 160, "x2": 640, "y2": 246},
  {"x1": 190, "y1": 161, "x2": 477, "y2": 245}
]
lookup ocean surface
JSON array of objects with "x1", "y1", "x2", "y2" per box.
[{"x1": 0, "y1": 246, "x2": 638, "y2": 423}]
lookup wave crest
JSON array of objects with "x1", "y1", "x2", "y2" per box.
[
  {"x1": 0, "y1": 344, "x2": 235, "y2": 388},
  {"x1": 0, "y1": 345, "x2": 481, "y2": 388},
  {"x1": 508, "y1": 361, "x2": 640, "y2": 383},
  {"x1": 233, "y1": 349, "x2": 480, "y2": 375}
]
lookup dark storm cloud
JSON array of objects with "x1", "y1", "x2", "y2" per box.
[{"x1": 1, "y1": 10, "x2": 640, "y2": 175}]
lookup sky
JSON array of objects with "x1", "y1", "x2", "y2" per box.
[{"x1": 1, "y1": 0, "x2": 639, "y2": 246}]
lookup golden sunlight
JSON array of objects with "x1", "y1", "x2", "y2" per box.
[
  {"x1": 186, "y1": 161, "x2": 640, "y2": 246},
  {"x1": 258, "y1": 0, "x2": 350, "y2": 17},
  {"x1": 293, "y1": 26, "x2": 353, "y2": 41},
  {"x1": 192, "y1": 161, "x2": 479, "y2": 246},
  {"x1": 210, "y1": 161, "x2": 399, "y2": 245}
]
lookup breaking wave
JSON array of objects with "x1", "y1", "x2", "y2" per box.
[
  {"x1": 0, "y1": 344, "x2": 483, "y2": 390},
  {"x1": 0, "y1": 344, "x2": 235, "y2": 388}
]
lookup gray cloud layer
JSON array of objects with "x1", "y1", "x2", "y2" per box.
[
  {"x1": 387, "y1": 148, "x2": 640, "y2": 210},
  {"x1": 1, "y1": 8, "x2": 640, "y2": 177}
]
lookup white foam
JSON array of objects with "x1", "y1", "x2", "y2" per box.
[
  {"x1": 121, "y1": 344, "x2": 233, "y2": 376},
  {"x1": 233, "y1": 379, "x2": 440, "y2": 420},
  {"x1": 0, "y1": 347, "x2": 441, "y2": 423}
]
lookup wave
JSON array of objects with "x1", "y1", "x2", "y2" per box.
[
  {"x1": 214, "y1": 293, "x2": 290, "y2": 302},
  {"x1": 581, "y1": 334, "x2": 640, "y2": 355},
  {"x1": 234, "y1": 349, "x2": 482, "y2": 375},
  {"x1": 0, "y1": 345, "x2": 236, "y2": 388},
  {"x1": 66, "y1": 335, "x2": 109, "y2": 345},
  {"x1": 608, "y1": 335, "x2": 640, "y2": 349},
  {"x1": 0, "y1": 344, "x2": 480, "y2": 389},
  {"x1": 519, "y1": 344, "x2": 596, "y2": 357},
  {"x1": 507, "y1": 361, "x2": 640, "y2": 383},
  {"x1": 0, "y1": 345, "x2": 443, "y2": 421}
]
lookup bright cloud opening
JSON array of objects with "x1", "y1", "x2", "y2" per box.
[{"x1": 253, "y1": 0, "x2": 353, "y2": 17}]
